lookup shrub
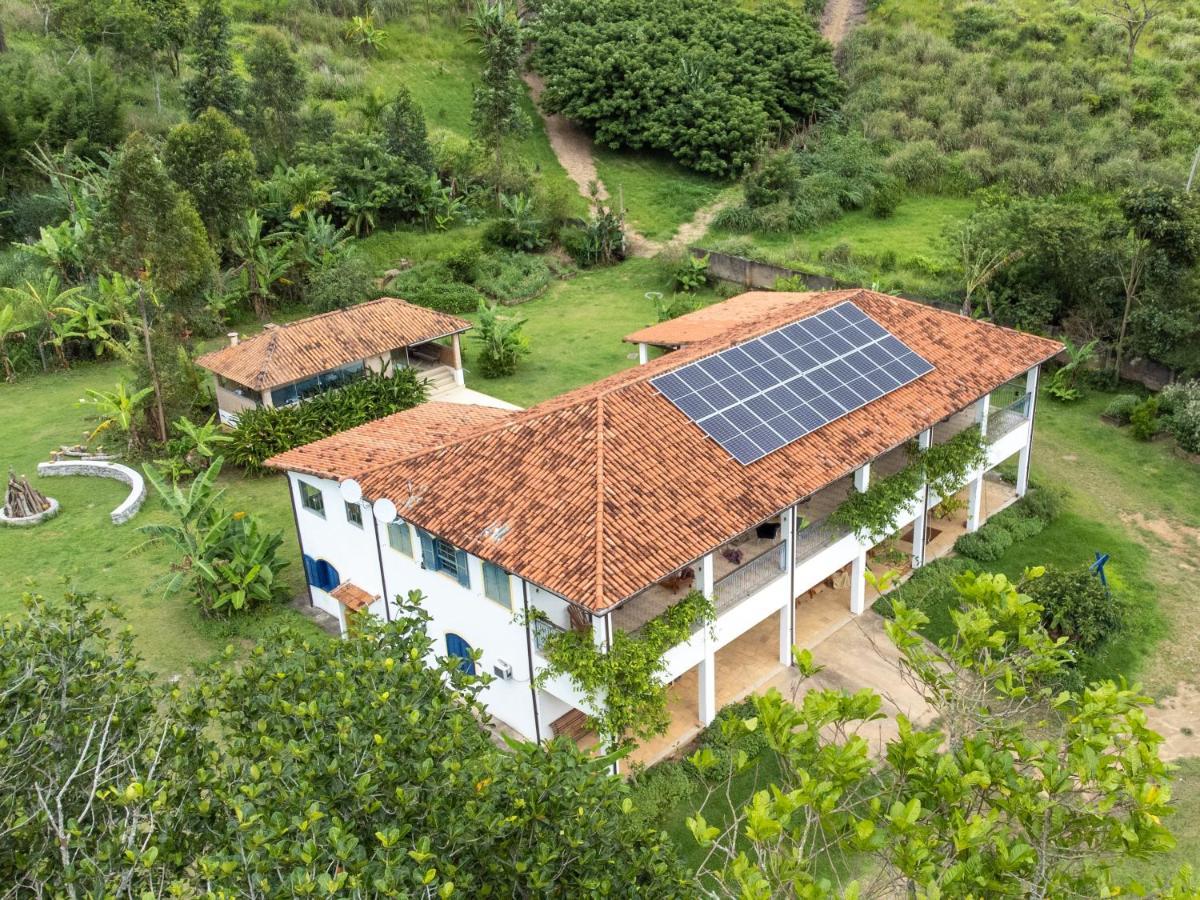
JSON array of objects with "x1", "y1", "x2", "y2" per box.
[
  {"x1": 472, "y1": 301, "x2": 530, "y2": 378},
  {"x1": 1017, "y1": 484, "x2": 1064, "y2": 523},
  {"x1": 227, "y1": 370, "x2": 428, "y2": 472},
  {"x1": 304, "y1": 255, "x2": 380, "y2": 312},
  {"x1": 1026, "y1": 567, "x2": 1123, "y2": 655},
  {"x1": 1129, "y1": 396, "x2": 1161, "y2": 441},
  {"x1": 684, "y1": 697, "x2": 769, "y2": 782},
  {"x1": 744, "y1": 150, "x2": 804, "y2": 209},
  {"x1": 1169, "y1": 397, "x2": 1200, "y2": 454},
  {"x1": 868, "y1": 175, "x2": 904, "y2": 218},
  {"x1": 1102, "y1": 393, "x2": 1140, "y2": 425},
  {"x1": 626, "y1": 762, "x2": 693, "y2": 833},
  {"x1": 672, "y1": 253, "x2": 710, "y2": 293},
  {"x1": 444, "y1": 245, "x2": 482, "y2": 284},
  {"x1": 484, "y1": 193, "x2": 548, "y2": 252},
  {"x1": 475, "y1": 252, "x2": 553, "y2": 304},
  {"x1": 990, "y1": 506, "x2": 1047, "y2": 541},
  {"x1": 401, "y1": 280, "x2": 486, "y2": 315},
  {"x1": 953, "y1": 524, "x2": 1013, "y2": 562}
]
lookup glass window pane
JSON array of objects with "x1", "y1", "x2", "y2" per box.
[{"x1": 388, "y1": 520, "x2": 413, "y2": 556}]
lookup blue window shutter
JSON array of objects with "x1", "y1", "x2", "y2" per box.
[
  {"x1": 302, "y1": 554, "x2": 317, "y2": 585},
  {"x1": 454, "y1": 548, "x2": 470, "y2": 588},
  {"x1": 418, "y1": 529, "x2": 437, "y2": 570}
]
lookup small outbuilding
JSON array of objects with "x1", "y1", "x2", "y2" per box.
[{"x1": 195, "y1": 298, "x2": 472, "y2": 425}]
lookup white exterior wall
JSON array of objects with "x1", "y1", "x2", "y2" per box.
[{"x1": 286, "y1": 472, "x2": 584, "y2": 742}]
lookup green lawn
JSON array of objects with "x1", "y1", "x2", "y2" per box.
[
  {"x1": 459, "y1": 258, "x2": 730, "y2": 408},
  {"x1": 708, "y1": 194, "x2": 974, "y2": 297},
  {"x1": 593, "y1": 148, "x2": 728, "y2": 242},
  {"x1": 0, "y1": 363, "x2": 322, "y2": 675}
]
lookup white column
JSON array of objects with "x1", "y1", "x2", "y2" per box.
[
  {"x1": 965, "y1": 395, "x2": 991, "y2": 533},
  {"x1": 451, "y1": 333, "x2": 465, "y2": 385},
  {"x1": 1016, "y1": 366, "x2": 1039, "y2": 497},
  {"x1": 638, "y1": 342, "x2": 649, "y2": 365},
  {"x1": 850, "y1": 551, "x2": 867, "y2": 615},
  {"x1": 854, "y1": 463, "x2": 870, "y2": 493},
  {"x1": 698, "y1": 553, "x2": 717, "y2": 726},
  {"x1": 779, "y1": 508, "x2": 794, "y2": 666},
  {"x1": 334, "y1": 599, "x2": 348, "y2": 638},
  {"x1": 912, "y1": 428, "x2": 932, "y2": 569}
]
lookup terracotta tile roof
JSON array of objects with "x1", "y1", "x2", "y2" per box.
[
  {"x1": 624, "y1": 290, "x2": 862, "y2": 347},
  {"x1": 266, "y1": 402, "x2": 516, "y2": 480},
  {"x1": 271, "y1": 290, "x2": 1062, "y2": 613},
  {"x1": 195, "y1": 298, "x2": 471, "y2": 390},
  {"x1": 331, "y1": 582, "x2": 378, "y2": 612}
]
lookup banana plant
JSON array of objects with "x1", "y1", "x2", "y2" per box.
[
  {"x1": 0, "y1": 303, "x2": 24, "y2": 382},
  {"x1": 1, "y1": 273, "x2": 91, "y2": 370},
  {"x1": 80, "y1": 381, "x2": 155, "y2": 452}
]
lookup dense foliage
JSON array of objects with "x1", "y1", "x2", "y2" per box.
[
  {"x1": 227, "y1": 369, "x2": 428, "y2": 472},
  {"x1": 689, "y1": 570, "x2": 1190, "y2": 897},
  {"x1": 140, "y1": 458, "x2": 290, "y2": 616},
  {"x1": 0, "y1": 591, "x2": 690, "y2": 895},
  {"x1": 472, "y1": 300, "x2": 530, "y2": 377},
  {"x1": 538, "y1": 590, "x2": 715, "y2": 747},
  {"x1": 531, "y1": 0, "x2": 842, "y2": 176},
  {"x1": 1026, "y1": 565, "x2": 1124, "y2": 655}
]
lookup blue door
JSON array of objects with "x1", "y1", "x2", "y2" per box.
[{"x1": 446, "y1": 633, "x2": 475, "y2": 675}]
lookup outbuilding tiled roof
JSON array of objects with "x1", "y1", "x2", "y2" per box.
[
  {"x1": 270, "y1": 290, "x2": 1062, "y2": 613},
  {"x1": 268, "y1": 402, "x2": 516, "y2": 480},
  {"x1": 331, "y1": 582, "x2": 378, "y2": 612},
  {"x1": 195, "y1": 298, "x2": 471, "y2": 390},
  {"x1": 624, "y1": 290, "x2": 861, "y2": 348}
]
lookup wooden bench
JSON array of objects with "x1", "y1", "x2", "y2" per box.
[{"x1": 550, "y1": 708, "x2": 593, "y2": 744}]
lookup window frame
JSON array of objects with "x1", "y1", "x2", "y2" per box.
[
  {"x1": 482, "y1": 561, "x2": 512, "y2": 610},
  {"x1": 298, "y1": 481, "x2": 325, "y2": 517},
  {"x1": 345, "y1": 501, "x2": 363, "y2": 528},
  {"x1": 388, "y1": 519, "x2": 413, "y2": 557}
]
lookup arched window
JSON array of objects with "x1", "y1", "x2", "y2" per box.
[
  {"x1": 445, "y1": 633, "x2": 475, "y2": 675},
  {"x1": 302, "y1": 554, "x2": 341, "y2": 593}
]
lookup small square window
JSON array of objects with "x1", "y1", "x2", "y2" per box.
[
  {"x1": 299, "y1": 481, "x2": 324, "y2": 517},
  {"x1": 388, "y1": 520, "x2": 413, "y2": 556},
  {"x1": 483, "y1": 562, "x2": 511, "y2": 610},
  {"x1": 345, "y1": 501, "x2": 363, "y2": 528}
]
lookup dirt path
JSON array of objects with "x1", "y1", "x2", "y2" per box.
[
  {"x1": 821, "y1": 0, "x2": 866, "y2": 45},
  {"x1": 525, "y1": 0, "x2": 863, "y2": 256}
]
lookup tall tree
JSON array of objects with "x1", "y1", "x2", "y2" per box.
[
  {"x1": 469, "y1": 0, "x2": 527, "y2": 196},
  {"x1": 243, "y1": 29, "x2": 306, "y2": 168},
  {"x1": 379, "y1": 84, "x2": 434, "y2": 173},
  {"x1": 183, "y1": 0, "x2": 242, "y2": 118},
  {"x1": 689, "y1": 569, "x2": 1190, "y2": 897},
  {"x1": 92, "y1": 132, "x2": 214, "y2": 440},
  {"x1": 164, "y1": 108, "x2": 257, "y2": 241},
  {"x1": 1095, "y1": 0, "x2": 1168, "y2": 71}
]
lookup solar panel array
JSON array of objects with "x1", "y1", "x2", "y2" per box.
[{"x1": 651, "y1": 301, "x2": 935, "y2": 465}]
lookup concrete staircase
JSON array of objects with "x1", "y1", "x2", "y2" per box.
[{"x1": 418, "y1": 365, "x2": 459, "y2": 398}]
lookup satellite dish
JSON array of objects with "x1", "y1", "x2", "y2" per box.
[
  {"x1": 373, "y1": 497, "x2": 397, "y2": 523},
  {"x1": 339, "y1": 479, "x2": 363, "y2": 503}
]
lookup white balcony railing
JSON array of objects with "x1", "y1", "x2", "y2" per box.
[
  {"x1": 713, "y1": 541, "x2": 788, "y2": 614},
  {"x1": 986, "y1": 394, "x2": 1031, "y2": 444}
]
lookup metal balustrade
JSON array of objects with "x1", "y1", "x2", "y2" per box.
[
  {"x1": 532, "y1": 617, "x2": 566, "y2": 653},
  {"x1": 986, "y1": 394, "x2": 1031, "y2": 443},
  {"x1": 712, "y1": 541, "x2": 788, "y2": 614},
  {"x1": 793, "y1": 516, "x2": 854, "y2": 563}
]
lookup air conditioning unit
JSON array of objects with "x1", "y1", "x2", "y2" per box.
[{"x1": 492, "y1": 659, "x2": 513, "y2": 680}]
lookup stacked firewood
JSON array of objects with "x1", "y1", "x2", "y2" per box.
[{"x1": 4, "y1": 470, "x2": 50, "y2": 518}]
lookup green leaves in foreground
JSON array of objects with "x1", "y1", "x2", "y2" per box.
[{"x1": 692, "y1": 569, "x2": 1193, "y2": 899}]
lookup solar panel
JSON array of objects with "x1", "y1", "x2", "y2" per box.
[{"x1": 650, "y1": 300, "x2": 935, "y2": 465}]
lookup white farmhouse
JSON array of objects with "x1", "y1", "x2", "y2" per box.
[{"x1": 266, "y1": 289, "x2": 1062, "y2": 762}]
